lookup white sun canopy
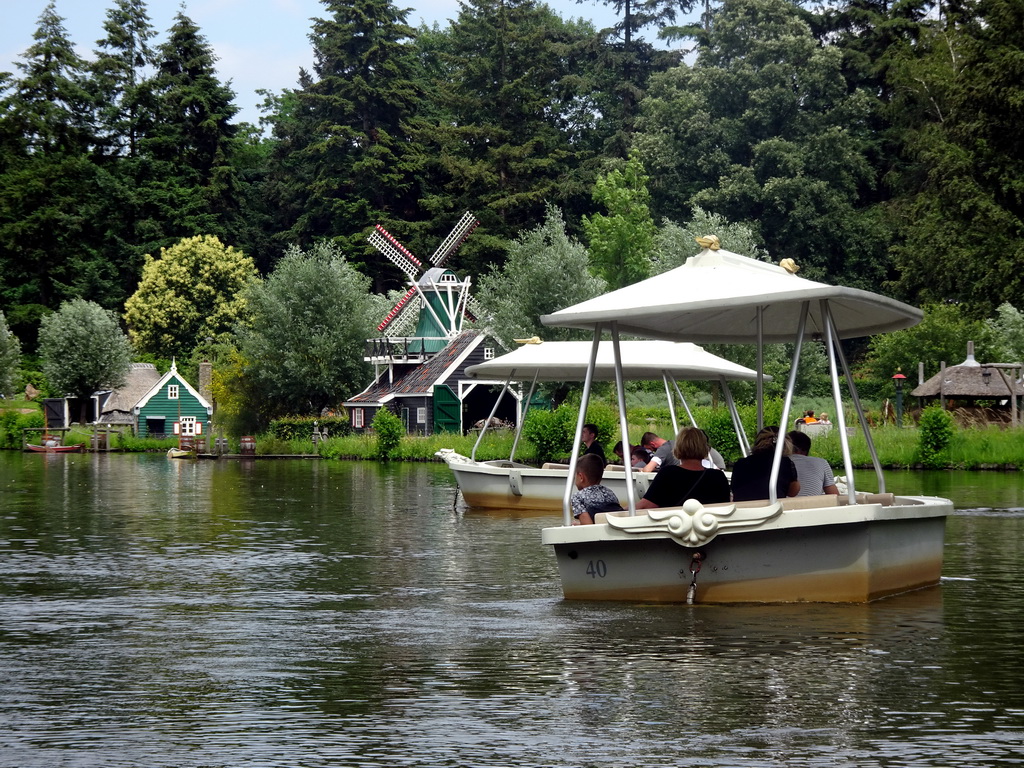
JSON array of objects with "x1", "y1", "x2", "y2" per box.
[
  {"x1": 540, "y1": 247, "x2": 922, "y2": 342},
  {"x1": 465, "y1": 340, "x2": 764, "y2": 382}
]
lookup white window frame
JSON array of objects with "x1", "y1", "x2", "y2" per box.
[
  {"x1": 353, "y1": 408, "x2": 364, "y2": 429},
  {"x1": 179, "y1": 416, "x2": 196, "y2": 436},
  {"x1": 484, "y1": 347, "x2": 495, "y2": 360},
  {"x1": 416, "y1": 407, "x2": 427, "y2": 424},
  {"x1": 167, "y1": 384, "x2": 179, "y2": 400}
]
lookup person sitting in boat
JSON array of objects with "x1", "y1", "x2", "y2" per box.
[
  {"x1": 730, "y1": 427, "x2": 801, "y2": 502},
  {"x1": 703, "y1": 436, "x2": 726, "y2": 470},
  {"x1": 580, "y1": 423, "x2": 606, "y2": 464},
  {"x1": 611, "y1": 441, "x2": 648, "y2": 468},
  {"x1": 786, "y1": 431, "x2": 839, "y2": 497},
  {"x1": 571, "y1": 453, "x2": 623, "y2": 525},
  {"x1": 637, "y1": 427, "x2": 731, "y2": 508},
  {"x1": 639, "y1": 432, "x2": 678, "y2": 472},
  {"x1": 630, "y1": 444, "x2": 652, "y2": 469},
  {"x1": 817, "y1": 412, "x2": 832, "y2": 425}
]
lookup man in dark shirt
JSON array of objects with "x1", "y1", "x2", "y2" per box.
[{"x1": 581, "y1": 423, "x2": 606, "y2": 463}]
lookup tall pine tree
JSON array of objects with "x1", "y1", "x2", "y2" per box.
[{"x1": 265, "y1": 0, "x2": 424, "y2": 282}]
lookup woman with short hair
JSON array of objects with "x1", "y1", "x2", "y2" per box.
[{"x1": 637, "y1": 426, "x2": 731, "y2": 508}]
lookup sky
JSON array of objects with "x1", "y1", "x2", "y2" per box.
[{"x1": 1, "y1": 0, "x2": 619, "y2": 127}]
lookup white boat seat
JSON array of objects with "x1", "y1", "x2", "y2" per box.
[{"x1": 541, "y1": 462, "x2": 572, "y2": 470}]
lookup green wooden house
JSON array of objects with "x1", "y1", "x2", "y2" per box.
[{"x1": 133, "y1": 363, "x2": 213, "y2": 438}]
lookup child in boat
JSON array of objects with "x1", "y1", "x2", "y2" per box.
[
  {"x1": 637, "y1": 426, "x2": 731, "y2": 508},
  {"x1": 571, "y1": 453, "x2": 623, "y2": 525}
]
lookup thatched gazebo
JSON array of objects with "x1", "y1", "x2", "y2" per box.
[{"x1": 911, "y1": 342, "x2": 1024, "y2": 425}]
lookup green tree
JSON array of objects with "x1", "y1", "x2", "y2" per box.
[
  {"x1": 90, "y1": 0, "x2": 157, "y2": 159},
  {"x1": 580, "y1": 0, "x2": 684, "y2": 157},
  {"x1": 860, "y1": 303, "x2": 1000, "y2": 397},
  {"x1": 884, "y1": 2, "x2": 1024, "y2": 315},
  {"x1": 652, "y1": 206, "x2": 766, "y2": 274},
  {"x1": 582, "y1": 152, "x2": 656, "y2": 288},
  {"x1": 422, "y1": 0, "x2": 599, "y2": 267},
  {"x1": 475, "y1": 204, "x2": 606, "y2": 347},
  {"x1": 986, "y1": 303, "x2": 1024, "y2": 364},
  {"x1": 2, "y1": 2, "x2": 93, "y2": 155},
  {"x1": 0, "y1": 310, "x2": 22, "y2": 397},
  {"x1": 0, "y1": 3, "x2": 117, "y2": 317},
  {"x1": 236, "y1": 242, "x2": 374, "y2": 418},
  {"x1": 634, "y1": 0, "x2": 887, "y2": 289},
  {"x1": 137, "y1": 11, "x2": 242, "y2": 243},
  {"x1": 38, "y1": 299, "x2": 132, "y2": 422},
  {"x1": 124, "y1": 235, "x2": 258, "y2": 359},
  {"x1": 267, "y1": 0, "x2": 424, "y2": 272}
]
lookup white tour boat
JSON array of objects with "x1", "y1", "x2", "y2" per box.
[
  {"x1": 437, "y1": 340, "x2": 761, "y2": 511},
  {"x1": 537, "y1": 240, "x2": 953, "y2": 604}
]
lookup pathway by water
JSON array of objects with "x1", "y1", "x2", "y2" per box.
[{"x1": 1, "y1": 454, "x2": 1022, "y2": 767}]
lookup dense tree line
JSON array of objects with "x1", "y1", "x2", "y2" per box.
[{"x1": 1, "y1": 0, "x2": 1022, "y2": 421}]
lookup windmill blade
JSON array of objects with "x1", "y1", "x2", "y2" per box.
[
  {"x1": 430, "y1": 211, "x2": 480, "y2": 267},
  {"x1": 377, "y1": 287, "x2": 418, "y2": 333},
  {"x1": 368, "y1": 225, "x2": 422, "y2": 279}
]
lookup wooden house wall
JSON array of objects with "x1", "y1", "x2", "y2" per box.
[
  {"x1": 347, "y1": 337, "x2": 501, "y2": 436},
  {"x1": 137, "y1": 375, "x2": 209, "y2": 437}
]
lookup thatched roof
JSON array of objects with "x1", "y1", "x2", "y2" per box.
[
  {"x1": 911, "y1": 353, "x2": 1024, "y2": 398},
  {"x1": 98, "y1": 363, "x2": 162, "y2": 422}
]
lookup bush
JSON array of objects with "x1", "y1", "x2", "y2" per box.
[
  {"x1": 372, "y1": 408, "x2": 404, "y2": 461},
  {"x1": 697, "y1": 406, "x2": 744, "y2": 464},
  {"x1": 0, "y1": 409, "x2": 45, "y2": 449},
  {"x1": 268, "y1": 416, "x2": 352, "y2": 441},
  {"x1": 917, "y1": 405, "x2": 955, "y2": 468},
  {"x1": 520, "y1": 400, "x2": 622, "y2": 463}
]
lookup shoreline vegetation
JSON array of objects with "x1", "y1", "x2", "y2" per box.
[{"x1": 3, "y1": 396, "x2": 1020, "y2": 470}]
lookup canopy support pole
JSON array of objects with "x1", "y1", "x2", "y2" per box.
[
  {"x1": 508, "y1": 370, "x2": 539, "y2": 462},
  {"x1": 562, "y1": 330, "x2": 601, "y2": 526},
  {"x1": 756, "y1": 307, "x2": 765, "y2": 432},
  {"x1": 611, "y1": 324, "x2": 637, "y2": 515},
  {"x1": 669, "y1": 374, "x2": 697, "y2": 428},
  {"x1": 663, "y1": 373, "x2": 680, "y2": 435},
  {"x1": 768, "y1": 302, "x2": 807, "y2": 504},
  {"x1": 721, "y1": 378, "x2": 749, "y2": 457},
  {"x1": 471, "y1": 369, "x2": 514, "y2": 461},
  {"x1": 822, "y1": 302, "x2": 858, "y2": 501},
  {"x1": 823, "y1": 301, "x2": 884, "y2": 495}
]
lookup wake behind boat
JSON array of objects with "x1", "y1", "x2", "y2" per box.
[
  {"x1": 537, "y1": 239, "x2": 953, "y2": 604},
  {"x1": 437, "y1": 340, "x2": 762, "y2": 510}
]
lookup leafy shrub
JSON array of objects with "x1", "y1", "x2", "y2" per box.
[
  {"x1": 372, "y1": 408, "x2": 404, "y2": 461},
  {"x1": 697, "y1": 406, "x2": 744, "y2": 464},
  {"x1": 522, "y1": 406, "x2": 576, "y2": 463},
  {"x1": 114, "y1": 432, "x2": 179, "y2": 452},
  {"x1": 521, "y1": 400, "x2": 621, "y2": 463},
  {"x1": 0, "y1": 409, "x2": 44, "y2": 449},
  {"x1": 269, "y1": 416, "x2": 352, "y2": 441},
  {"x1": 917, "y1": 404, "x2": 955, "y2": 468}
]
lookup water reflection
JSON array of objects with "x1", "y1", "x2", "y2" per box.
[{"x1": 0, "y1": 454, "x2": 1022, "y2": 767}]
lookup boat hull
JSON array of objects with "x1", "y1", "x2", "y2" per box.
[
  {"x1": 542, "y1": 497, "x2": 950, "y2": 603},
  {"x1": 439, "y1": 451, "x2": 653, "y2": 511},
  {"x1": 25, "y1": 444, "x2": 84, "y2": 453}
]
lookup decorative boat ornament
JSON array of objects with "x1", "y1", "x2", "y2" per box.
[{"x1": 605, "y1": 498, "x2": 782, "y2": 546}]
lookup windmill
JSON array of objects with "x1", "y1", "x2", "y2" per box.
[
  {"x1": 347, "y1": 212, "x2": 514, "y2": 435},
  {"x1": 368, "y1": 211, "x2": 484, "y2": 343}
]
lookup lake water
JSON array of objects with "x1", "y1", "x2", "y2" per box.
[{"x1": 1, "y1": 453, "x2": 1022, "y2": 767}]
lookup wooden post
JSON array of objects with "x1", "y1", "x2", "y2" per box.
[{"x1": 940, "y1": 362, "x2": 946, "y2": 410}]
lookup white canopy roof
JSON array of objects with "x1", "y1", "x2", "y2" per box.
[
  {"x1": 541, "y1": 247, "x2": 922, "y2": 343},
  {"x1": 464, "y1": 340, "x2": 762, "y2": 382}
]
